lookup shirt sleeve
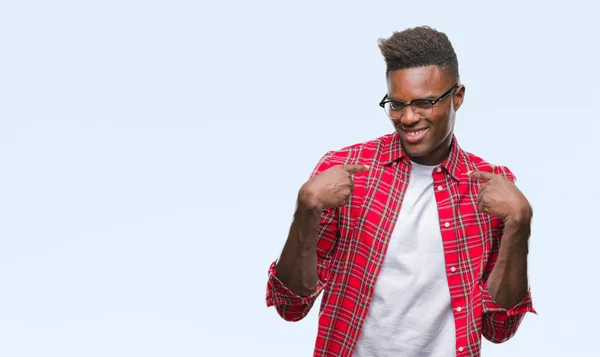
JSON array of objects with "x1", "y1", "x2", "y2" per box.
[
  {"x1": 480, "y1": 281, "x2": 537, "y2": 343},
  {"x1": 265, "y1": 260, "x2": 327, "y2": 322},
  {"x1": 265, "y1": 151, "x2": 340, "y2": 322}
]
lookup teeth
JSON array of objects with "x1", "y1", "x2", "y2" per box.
[{"x1": 407, "y1": 129, "x2": 426, "y2": 136}]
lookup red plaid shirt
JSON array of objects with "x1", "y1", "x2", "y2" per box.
[{"x1": 266, "y1": 133, "x2": 536, "y2": 357}]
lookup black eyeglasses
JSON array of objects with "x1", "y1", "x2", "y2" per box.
[{"x1": 379, "y1": 84, "x2": 458, "y2": 120}]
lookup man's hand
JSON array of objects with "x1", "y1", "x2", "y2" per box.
[
  {"x1": 298, "y1": 164, "x2": 369, "y2": 210},
  {"x1": 467, "y1": 170, "x2": 533, "y2": 226}
]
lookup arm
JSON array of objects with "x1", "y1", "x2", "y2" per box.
[
  {"x1": 275, "y1": 197, "x2": 323, "y2": 296},
  {"x1": 486, "y1": 218, "x2": 530, "y2": 310},
  {"x1": 265, "y1": 154, "x2": 368, "y2": 322},
  {"x1": 265, "y1": 152, "x2": 339, "y2": 322},
  {"x1": 480, "y1": 218, "x2": 536, "y2": 343},
  {"x1": 266, "y1": 203, "x2": 338, "y2": 322},
  {"x1": 470, "y1": 167, "x2": 537, "y2": 343}
]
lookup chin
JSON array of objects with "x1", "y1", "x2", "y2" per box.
[{"x1": 400, "y1": 141, "x2": 432, "y2": 158}]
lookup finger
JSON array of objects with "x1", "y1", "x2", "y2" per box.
[
  {"x1": 341, "y1": 192, "x2": 352, "y2": 206},
  {"x1": 477, "y1": 182, "x2": 488, "y2": 196},
  {"x1": 477, "y1": 198, "x2": 489, "y2": 213},
  {"x1": 477, "y1": 192, "x2": 494, "y2": 214},
  {"x1": 467, "y1": 170, "x2": 496, "y2": 182},
  {"x1": 343, "y1": 164, "x2": 370, "y2": 174}
]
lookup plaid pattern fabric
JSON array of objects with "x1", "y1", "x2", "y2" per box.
[{"x1": 266, "y1": 133, "x2": 536, "y2": 357}]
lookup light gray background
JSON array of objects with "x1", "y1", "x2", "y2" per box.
[{"x1": 1, "y1": 1, "x2": 598, "y2": 356}]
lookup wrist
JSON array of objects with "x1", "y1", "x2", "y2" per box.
[
  {"x1": 505, "y1": 217, "x2": 531, "y2": 231},
  {"x1": 298, "y1": 187, "x2": 324, "y2": 212},
  {"x1": 505, "y1": 207, "x2": 532, "y2": 228}
]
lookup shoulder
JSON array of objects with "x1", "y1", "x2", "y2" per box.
[
  {"x1": 464, "y1": 151, "x2": 517, "y2": 183},
  {"x1": 309, "y1": 133, "x2": 394, "y2": 177}
]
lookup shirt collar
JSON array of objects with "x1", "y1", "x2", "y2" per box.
[{"x1": 381, "y1": 132, "x2": 467, "y2": 181}]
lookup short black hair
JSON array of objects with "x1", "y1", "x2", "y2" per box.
[{"x1": 378, "y1": 26, "x2": 459, "y2": 80}]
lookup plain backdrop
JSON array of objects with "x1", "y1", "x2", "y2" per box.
[{"x1": 1, "y1": 1, "x2": 598, "y2": 356}]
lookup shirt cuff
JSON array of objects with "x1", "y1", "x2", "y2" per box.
[
  {"x1": 480, "y1": 281, "x2": 537, "y2": 317},
  {"x1": 266, "y1": 260, "x2": 324, "y2": 308}
]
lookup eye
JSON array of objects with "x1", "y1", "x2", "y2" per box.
[
  {"x1": 412, "y1": 99, "x2": 434, "y2": 109},
  {"x1": 389, "y1": 102, "x2": 405, "y2": 111}
]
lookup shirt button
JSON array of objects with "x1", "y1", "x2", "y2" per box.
[
  {"x1": 437, "y1": 185, "x2": 443, "y2": 191},
  {"x1": 444, "y1": 222, "x2": 450, "y2": 228},
  {"x1": 456, "y1": 307, "x2": 462, "y2": 312},
  {"x1": 436, "y1": 167, "x2": 442, "y2": 173},
  {"x1": 450, "y1": 267, "x2": 456, "y2": 272},
  {"x1": 458, "y1": 347, "x2": 464, "y2": 352}
]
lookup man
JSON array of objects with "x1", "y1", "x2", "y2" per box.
[{"x1": 265, "y1": 26, "x2": 536, "y2": 357}]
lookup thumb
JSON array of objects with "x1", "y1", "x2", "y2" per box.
[{"x1": 343, "y1": 164, "x2": 370, "y2": 174}]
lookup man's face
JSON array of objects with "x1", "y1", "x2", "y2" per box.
[{"x1": 386, "y1": 65, "x2": 465, "y2": 165}]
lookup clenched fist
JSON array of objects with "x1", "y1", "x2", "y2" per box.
[{"x1": 298, "y1": 164, "x2": 369, "y2": 210}]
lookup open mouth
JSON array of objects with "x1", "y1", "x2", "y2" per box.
[{"x1": 402, "y1": 128, "x2": 429, "y2": 143}]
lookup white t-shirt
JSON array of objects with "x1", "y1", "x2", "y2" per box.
[{"x1": 353, "y1": 161, "x2": 456, "y2": 357}]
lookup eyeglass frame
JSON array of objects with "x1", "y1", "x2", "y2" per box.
[{"x1": 378, "y1": 83, "x2": 459, "y2": 119}]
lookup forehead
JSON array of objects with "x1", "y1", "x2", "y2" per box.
[{"x1": 387, "y1": 65, "x2": 453, "y2": 100}]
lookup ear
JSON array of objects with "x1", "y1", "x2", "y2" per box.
[{"x1": 453, "y1": 85, "x2": 466, "y2": 111}]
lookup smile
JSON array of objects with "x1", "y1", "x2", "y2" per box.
[
  {"x1": 402, "y1": 128, "x2": 429, "y2": 143},
  {"x1": 406, "y1": 128, "x2": 427, "y2": 136}
]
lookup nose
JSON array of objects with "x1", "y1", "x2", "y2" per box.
[{"x1": 400, "y1": 105, "x2": 420, "y2": 126}]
